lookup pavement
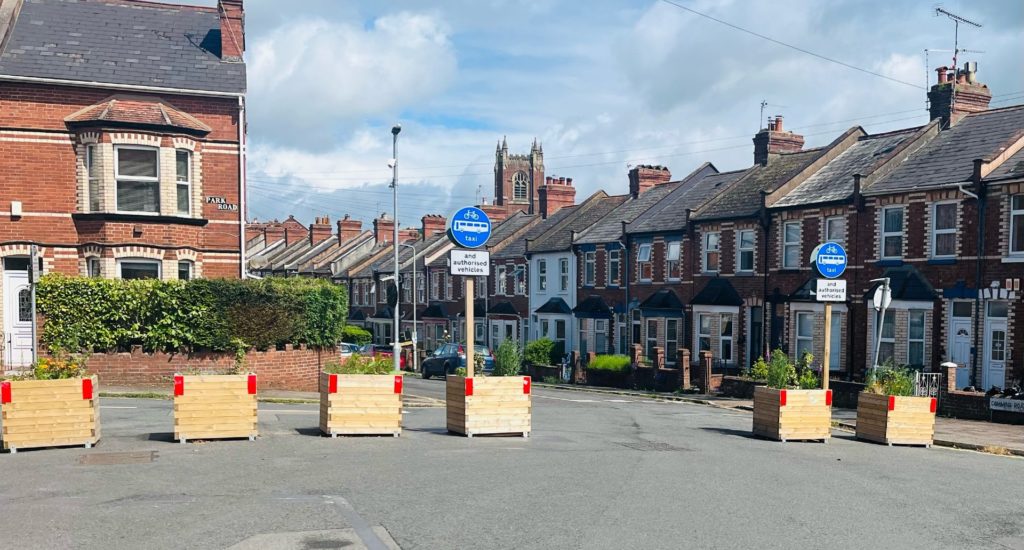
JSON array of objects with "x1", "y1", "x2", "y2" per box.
[{"x1": 1, "y1": 377, "x2": 1022, "y2": 549}]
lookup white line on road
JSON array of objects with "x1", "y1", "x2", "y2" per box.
[{"x1": 101, "y1": 406, "x2": 137, "y2": 409}]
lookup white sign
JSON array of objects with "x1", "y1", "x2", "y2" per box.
[
  {"x1": 815, "y1": 279, "x2": 846, "y2": 302},
  {"x1": 450, "y1": 249, "x2": 490, "y2": 276},
  {"x1": 872, "y1": 285, "x2": 892, "y2": 311},
  {"x1": 990, "y1": 398, "x2": 1024, "y2": 414}
]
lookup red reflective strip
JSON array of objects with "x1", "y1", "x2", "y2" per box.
[
  {"x1": 779, "y1": 389, "x2": 787, "y2": 407},
  {"x1": 1, "y1": 381, "x2": 10, "y2": 404},
  {"x1": 929, "y1": 397, "x2": 937, "y2": 413},
  {"x1": 247, "y1": 374, "x2": 257, "y2": 395},
  {"x1": 523, "y1": 377, "x2": 531, "y2": 394},
  {"x1": 465, "y1": 378, "x2": 474, "y2": 396},
  {"x1": 328, "y1": 373, "x2": 338, "y2": 394},
  {"x1": 394, "y1": 375, "x2": 403, "y2": 394},
  {"x1": 82, "y1": 378, "x2": 93, "y2": 400},
  {"x1": 825, "y1": 389, "x2": 833, "y2": 407},
  {"x1": 173, "y1": 375, "x2": 184, "y2": 397},
  {"x1": 888, "y1": 395, "x2": 896, "y2": 411}
]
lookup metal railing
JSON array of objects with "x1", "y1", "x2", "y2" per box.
[{"x1": 914, "y1": 372, "x2": 942, "y2": 398}]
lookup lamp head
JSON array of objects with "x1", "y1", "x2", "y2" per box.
[{"x1": 391, "y1": 124, "x2": 402, "y2": 136}]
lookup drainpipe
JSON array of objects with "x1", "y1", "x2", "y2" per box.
[
  {"x1": 621, "y1": 221, "x2": 630, "y2": 355},
  {"x1": 238, "y1": 95, "x2": 247, "y2": 278},
  {"x1": 968, "y1": 160, "x2": 986, "y2": 388},
  {"x1": 758, "y1": 192, "x2": 771, "y2": 360},
  {"x1": 851, "y1": 175, "x2": 865, "y2": 381}
]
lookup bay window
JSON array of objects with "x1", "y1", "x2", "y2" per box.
[
  {"x1": 176, "y1": 150, "x2": 192, "y2": 216},
  {"x1": 908, "y1": 310, "x2": 925, "y2": 367},
  {"x1": 115, "y1": 146, "x2": 159, "y2": 213},
  {"x1": 795, "y1": 312, "x2": 813, "y2": 360},
  {"x1": 87, "y1": 145, "x2": 100, "y2": 212},
  {"x1": 117, "y1": 259, "x2": 160, "y2": 280}
]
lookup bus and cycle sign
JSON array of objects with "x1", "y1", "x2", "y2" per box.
[
  {"x1": 812, "y1": 242, "x2": 847, "y2": 279},
  {"x1": 448, "y1": 206, "x2": 491, "y2": 249}
]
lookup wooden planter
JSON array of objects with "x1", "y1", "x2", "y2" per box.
[
  {"x1": 319, "y1": 373, "x2": 403, "y2": 437},
  {"x1": 446, "y1": 376, "x2": 531, "y2": 438},
  {"x1": 173, "y1": 374, "x2": 257, "y2": 443},
  {"x1": 1, "y1": 376, "x2": 100, "y2": 453},
  {"x1": 752, "y1": 386, "x2": 832, "y2": 443},
  {"x1": 856, "y1": 393, "x2": 936, "y2": 447}
]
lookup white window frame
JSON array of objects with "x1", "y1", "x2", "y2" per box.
[
  {"x1": 87, "y1": 257, "x2": 102, "y2": 278},
  {"x1": 515, "y1": 265, "x2": 526, "y2": 295},
  {"x1": 666, "y1": 240, "x2": 681, "y2": 281},
  {"x1": 1009, "y1": 194, "x2": 1024, "y2": 256},
  {"x1": 666, "y1": 318, "x2": 679, "y2": 366},
  {"x1": 116, "y1": 258, "x2": 161, "y2": 280},
  {"x1": 719, "y1": 314, "x2": 734, "y2": 363},
  {"x1": 402, "y1": 275, "x2": 412, "y2": 303},
  {"x1": 795, "y1": 311, "x2": 813, "y2": 360},
  {"x1": 86, "y1": 144, "x2": 101, "y2": 212},
  {"x1": 594, "y1": 319, "x2": 608, "y2": 355},
  {"x1": 645, "y1": 318, "x2": 658, "y2": 362},
  {"x1": 512, "y1": 171, "x2": 528, "y2": 201},
  {"x1": 930, "y1": 201, "x2": 957, "y2": 258},
  {"x1": 908, "y1": 310, "x2": 925, "y2": 367},
  {"x1": 878, "y1": 309, "x2": 896, "y2": 364},
  {"x1": 703, "y1": 232, "x2": 720, "y2": 273},
  {"x1": 584, "y1": 251, "x2": 596, "y2": 286},
  {"x1": 824, "y1": 216, "x2": 846, "y2": 246},
  {"x1": 416, "y1": 273, "x2": 425, "y2": 304},
  {"x1": 177, "y1": 260, "x2": 193, "y2": 281},
  {"x1": 496, "y1": 265, "x2": 507, "y2": 295},
  {"x1": 637, "y1": 243, "x2": 653, "y2": 281},
  {"x1": 737, "y1": 229, "x2": 755, "y2": 273},
  {"x1": 430, "y1": 274, "x2": 439, "y2": 301},
  {"x1": 608, "y1": 249, "x2": 621, "y2": 286},
  {"x1": 538, "y1": 259, "x2": 547, "y2": 291},
  {"x1": 782, "y1": 221, "x2": 801, "y2": 269},
  {"x1": 476, "y1": 276, "x2": 487, "y2": 299},
  {"x1": 176, "y1": 149, "x2": 192, "y2": 216},
  {"x1": 881, "y1": 206, "x2": 904, "y2": 260},
  {"x1": 444, "y1": 274, "x2": 453, "y2": 300},
  {"x1": 697, "y1": 313, "x2": 712, "y2": 353},
  {"x1": 559, "y1": 258, "x2": 569, "y2": 291},
  {"x1": 114, "y1": 145, "x2": 160, "y2": 214}
]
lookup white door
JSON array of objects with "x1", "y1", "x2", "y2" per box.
[
  {"x1": 949, "y1": 317, "x2": 972, "y2": 389},
  {"x1": 490, "y1": 320, "x2": 516, "y2": 348},
  {"x1": 2, "y1": 258, "x2": 34, "y2": 367},
  {"x1": 983, "y1": 317, "x2": 1007, "y2": 390}
]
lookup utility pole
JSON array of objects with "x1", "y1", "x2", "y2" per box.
[{"x1": 390, "y1": 124, "x2": 402, "y2": 373}]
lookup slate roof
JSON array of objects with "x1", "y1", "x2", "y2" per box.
[
  {"x1": 421, "y1": 302, "x2": 450, "y2": 319},
  {"x1": 626, "y1": 169, "x2": 747, "y2": 235},
  {"x1": 493, "y1": 205, "x2": 577, "y2": 259},
  {"x1": 690, "y1": 278, "x2": 743, "y2": 306},
  {"x1": 347, "y1": 310, "x2": 366, "y2": 321},
  {"x1": 693, "y1": 148, "x2": 824, "y2": 221},
  {"x1": 572, "y1": 295, "x2": 613, "y2": 319},
  {"x1": 535, "y1": 297, "x2": 571, "y2": 315},
  {"x1": 484, "y1": 212, "x2": 538, "y2": 253},
  {"x1": 527, "y1": 194, "x2": 628, "y2": 253},
  {"x1": 574, "y1": 183, "x2": 679, "y2": 245},
  {"x1": 0, "y1": 0, "x2": 245, "y2": 94},
  {"x1": 638, "y1": 289, "x2": 684, "y2": 311},
  {"x1": 772, "y1": 129, "x2": 920, "y2": 208},
  {"x1": 863, "y1": 266, "x2": 937, "y2": 302},
  {"x1": 867, "y1": 105, "x2": 1024, "y2": 194},
  {"x1": 65, "y1": 96, "x2": 213, "y2": 133},
  {"x1": 487, "y1": 301, "x2": 519, "y2": 316},
  {"x1": 986, "y1": 146, "x2": 1024, "y2": 181}
]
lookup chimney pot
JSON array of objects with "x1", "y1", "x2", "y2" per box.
[{"x1": 774, "y1": 115, "x2": 784, "y2": 132}]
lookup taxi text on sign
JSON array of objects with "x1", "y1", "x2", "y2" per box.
[
  {"x1": 450, "y1": 250, "x2": 490, "y2": 276},
  {"x1": 816, "y1": 279, "x2": 847, "y2": 302}
]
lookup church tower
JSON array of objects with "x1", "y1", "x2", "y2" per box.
[{"x1": 493, "y1": 137, "x2": 544, "y2": 215}]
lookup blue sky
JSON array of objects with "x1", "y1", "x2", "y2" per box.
[{"x1": 199, "y1": 0, "x2": 1024, "y2": 230}]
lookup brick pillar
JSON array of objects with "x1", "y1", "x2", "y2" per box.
[
  {"x1": 679, "y1": 348, "x2": 691, "y2": 389},
  {"x1": 942, "y1": 361, "x2": 958, "y2": 393},
  {"x1": 700, "y1": 351, "x2": 713, "y2": 394},
  {"x1": 631, "y1": 344, "x2": 643, "y2": 367},
  {"x1": 653, "y1": 346, "x2": 664, "y2": 370}
]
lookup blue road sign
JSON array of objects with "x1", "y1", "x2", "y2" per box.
[
  {"x1": 448, "y1": 206, "x2": 492, "y2": 248},
  {"x1": 813, "y1": 241, "x2": 847, "y2": 279}
]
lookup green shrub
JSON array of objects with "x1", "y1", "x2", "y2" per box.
[
  {"x1": 493, "y1": 339, "x2": 523, "y2": 376},
  {"x1": 454, "y1": 366, "x2": 467, "y2": 377},
  {"x1": 865, "y1": 363, "x2": 915, "y2": 396},
  {"x1": 765, "y1": 349, "x2": 796, "y2": 389},
  {"x1": 750, "y1": 356, "x2": 769, "y2": 381},
  {"x1": 524, "y1": 338, "x2": 555, "y2": 366},
  {"x1": 797, "y1": 365, "x2": 820, "y2": 389},
  {"x1": 341, "y1": 325, "x2": 372, "y2": 346},
  {"x1": 323, "y1": 355, "x2": 392, "y2": 375},
  {"x1": 588, "y1": 354, "x2": 631, "y2": 373}
]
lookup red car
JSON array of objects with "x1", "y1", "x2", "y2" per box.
[{"x1": 361, "y1": 344, "x2": 406, "y2": 370}]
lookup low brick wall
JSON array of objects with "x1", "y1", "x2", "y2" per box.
[
  {"x1": 718, "y1": 376, "x2": 762, "y2": 399},
  {"x1": 80, "y1": 345, "x2": 334, "y2": 392},
  {"x1": 829, "y1": 380, "x2": 866, "y2": 410},
  {"x1": 586, "y1": 369, "x2": 631, "y2": 389},
  {"x1": 527, "y1": 364, "x2": 561, "y2": 382},
  {"x1": 940, "y1": 389, "x2": 990, "y2": 421}
]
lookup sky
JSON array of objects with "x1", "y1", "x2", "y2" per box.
[{"x1": 204, "y1": 0, "x2": 1024, "y2": 230}]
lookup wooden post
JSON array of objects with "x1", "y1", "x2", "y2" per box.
[
  {"x1": 465, "y1": 277, "x2": 474, "y2": 378},
  {"x1": 700, "y1": 351, "x2": 713, "y2": 393},
  {"x1": 679, "y1": 349, "x2": 691, "y2": 389},
  {"x1": 822, "y1": 302, "x2": 831, "y2": 392}
]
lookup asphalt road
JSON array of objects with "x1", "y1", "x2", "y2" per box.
[{"x1": 0, "y1": 378, "x2": 1021, "y2": 550}]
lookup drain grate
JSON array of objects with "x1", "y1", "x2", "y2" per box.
[
  {"x1": 616, "y1": 440, "x2": 689, "y2": 452},
  {"x1": 78, "y1": 451, "x2": 158, "y2": 465}
]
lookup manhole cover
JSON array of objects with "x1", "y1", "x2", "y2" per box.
[
  {"x1": 78, "y1": 451, "x2": 158, "y2": 465},
  {"x1": 617, "y1": 440, "x2": 689, "y2": 452}
]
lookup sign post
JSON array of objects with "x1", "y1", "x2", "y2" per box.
[
  {"x1": 812, "y1": 242, "x2": 848, "y2": 393},
  {"x1": 870, "y1": 277, "x2": 892, "y2": 375},
  {"x1": 448, "y1": 207, "x2": 493, "y2": 379}
]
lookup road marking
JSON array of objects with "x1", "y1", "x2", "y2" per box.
[
  {"x1": 260, "y1": 409, "x2": 316, "y2": 414},
  {"x1": 605, "y1": 399, "x2": 634, "y2": 403},
  {"x1": 324, "y1": 495, "x2": 393, "y2": 550},
  {"x1": 101, "y1": 406, "x2": 137, "y2": 409}
]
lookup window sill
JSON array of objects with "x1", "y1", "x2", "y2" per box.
[
  {"x1": 1002, "y1": 256, "x2": 1024, "y2": 263},
  {"x1": 73, "y1": 212, "x2": 208, "y2": 226},
  {"x1": 735, "y1": 271, "x2": 756, "y2": 277},
  {"x1": 927, "y1": 258, "x2": 956, "y2": 265},
  {"x1": 875, "y1": 259, "x2": 904, "y2": 267}
]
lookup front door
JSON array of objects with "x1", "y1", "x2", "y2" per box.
[
  {"x1": 948, "y1": 316, "x2": 972, "y2": 389},
  {"x1": 2, "y1": 257, "x2": 34, "y2": 368},
  {"x1": 747, "y1": 306, "x2": 763, "y2": 367},
  {"x1": 983, "y1": 314, "x2": 1007, "y2": 390}
]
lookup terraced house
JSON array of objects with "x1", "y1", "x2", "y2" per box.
[{"x1": 0, "y1": 0, "x2": 247, "y2": 367}]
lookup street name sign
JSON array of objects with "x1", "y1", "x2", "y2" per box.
[
  {"x1": 816, "y1": 279, "x2": 846, "y2": 302},
  {"x1": 448, "y1": 206, "x2": 492, "y2": 248},
  {"x1": 450, "y1": 249, "x2": 490, "y2": 276},
  {"x1": 811, "y1": 241, "x2": 847, "y2": 279},
  {"x1": 990, "y1": 398, "x2": 1024, "y2": 414}
]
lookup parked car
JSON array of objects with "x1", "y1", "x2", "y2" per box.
[
  {"x1": 339, "y1": 342, "x2": 359, "y2": 359},
  {"x1": 361, "y1": 344, "x2": 406, "y2": 370},
  {"x1": 421, "y1": 343, "x2": 494, "y2": 379}
]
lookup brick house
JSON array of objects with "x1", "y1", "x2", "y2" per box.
[
  {"x1": 483, "y1": 212, "x2": 541, "y2": 349},
  {"x1": 0, "y1": 0, "x2": 246, "y2": 366}
]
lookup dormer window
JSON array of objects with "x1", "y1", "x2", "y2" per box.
[{"x1": 115, "y1": 146, "x2": 159, "y2": 213}]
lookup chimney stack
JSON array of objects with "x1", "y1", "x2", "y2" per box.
[
  {"x1": 628, "y1": 165, "x2": 672, "y2": 197},
  {"x1": 263, "y1": 223, "x2": 285, "y2": 246},
  {"x1": 399, "y1": 228, "x2": 420, "y2": 242},
  {"x1": 928, "y1": 62, "x2": 991, "y2": 128},
  {"x1": 538, "y1": 175, "x2": 576, "y2": 218},
  {"x1": 421, "y1": 214, "x2": 447, "y2": 238},
  {"x1": 336, "y1": 215, "x2": 362, "y2": 244},
  {"x1": 309, "y1": 215, "x2": 332, "y2": 245},
  {"x1": 218, "y1": 0, "x2": 245, "y2": 62},
  {"x1": 752, "y1": 115, "x2": 804, "y2": 166},
  {"x1": 373, "y1": 213, "x2": 395, "y2": 244},
  {"x1": 282, "y1": 215, "x2": 306, "y2": 246}
]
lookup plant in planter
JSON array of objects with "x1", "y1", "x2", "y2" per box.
[
  {"x1": 447, "y1": 342, "x2": 531, "y2": 438},
  {"x1": 173, "y1": 343, "x2": 257, "y2": 444},
  {"x1": 1, "y1": 353, "x2": 99, "y2": 453},
  {"x1": 493, "y1": 340, "x2": 524, "y2": 377},
  {"x1": 752, "y1": 349, "x2": 832, "y2": 443},
  {"x1": 319, "y1": 356, "x2": 402, "y2": 437},
  {"x1": 856, "y1": 365, "x2": 936, "y2": 447}
]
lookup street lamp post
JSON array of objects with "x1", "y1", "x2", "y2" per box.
[
  {"x1": 399, "y1": 242, "x2": 419, "y2": 373},
  {"x1": 390, "y1": 124, "x2": 402, "y2": 373}
]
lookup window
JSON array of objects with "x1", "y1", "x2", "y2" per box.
[
  {"x1": 364, "y1": 281, "x2": 371, "y2": 306},
  {"x1": 86, "y1": 145, "x2": 100, "y2": 212},
  {"x1": 584, "y1": 251, "x2": 596, "y2": 286},
  {"x1": 87, "y1": 257, "x2": 101, "y2": 278},
  {"x1": 881, "y1": 206, "x2": 904, "y2": 259},
  {"x1": 646, "y1": 319, "x2": 658, "y2": 362},
  {"x1": 496, "y1": 265, "x2": 507, "y2": 295},
  {"x1": 908, "y1": 310, "x2": 925, "y2": 367},
  {"x1": 666, "y1": 319, "x2": 678, "y2": 365},
  {"x1": 512, "y1": 171, "x2": 528, "y2": 201},
  {"x1": 538, "y1": 260, "x2": 547, "y2": 291},
  {"x1": 877, "y1": 310, "x2": 895, "y2": 364},
  {"x1": 988, "y1": 301, "x2": 1008, "y2": 318},
  {"x1": 666, "y1": 241, "x2": 681, "y2": 280},
  {"x1": 795, "y1": 312, "x2": 813, "y2": 360},
  {"x1": 617, "y1": 313, "x2": 628, "y2": 354},
  {"x1": 578, "y1": 318, "x2": 590, "y2": 355},
  {"x1": 1010, "y1": 194, "x2": 1024, "y2": 255},
  {"x1": 115, "y1": 147, "x2": 159, "y2": 213},
  {"x1": 931, "y1": 202, "x2": 956, "y2": 258},
  {"x1": 176, "y1": 150, "x2": 191, "y2": 216},
  {"x1": 476, "y1": 276, "x2": 486, "y2": 298},
  {"x1": 697, "y1": 314, "x2": 712, "y2": 353},
  {"x1": 608, "y1": 249, "x2": 621, "y2": 286},
  {"x1": 631, "y1": 310, "x2": 641, "y2": 347},
  {"x1": 737, "y1": 230, "x2": 755, "y2": 272},
  {"x1": 416, "y1": 273, "x2": 425, "y2": 304},
  {"x1": 177, "y1": 260, "x2": 193, "y2": 281},
  {"x1": 782, "y1": 221, "x2": 801, "y2": 268},
  {"x1": 540, "y1": 319, "x2": 550, "y2": 340},
  {"x1": 514, "y1": 266, "x2": 526, "y2": 295},
  {"x1": 952, "y1": 301, "x2": 972, "y2": 318},
  {"x1": 444, "y1": 274, "x2": 453, "y2": 300},
  {"x1": 117, "y1": 259, "x2": 160, "y2": 280},
  {"x1": 555, "y1": 320, "x2": 566, "y2": 345},
  {"x1": 402, "y1": 276, "x2": 412, "y2": 303},
  {"x1": 475, "y1": 322, "x2": 485, "y2": 343},
  {"x1": 18, "y1": 288, "x2": 31, "y2": 322},
  {"x1": 824, "y1": 216, "x2": 846, "y2": 246},
  {"x1": 559, "y1": 258, "x2": 569, "y2": 291},
  {"x1": 637, "y1": 243, "x2": 653, "y2": 281},
  {"x1": 720, "y1": 314, "x2": 734, "y2": 363},
  {"x1": 704, "y1": 232, "x2": 720, "y2": 273},
  {"x1": 430, "y1": 273, "x2": 440, "y2": 300},
  {"x1": 595, "y1": 319, "x2": 608, "y2": 355}
]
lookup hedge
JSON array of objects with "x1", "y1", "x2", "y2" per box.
[
  {"x1": 588, "y1": 355, "x2": 631, "y2": 373},
  {"x1": 36, "y1": 275, "x2": 348, "y2": 354}
]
